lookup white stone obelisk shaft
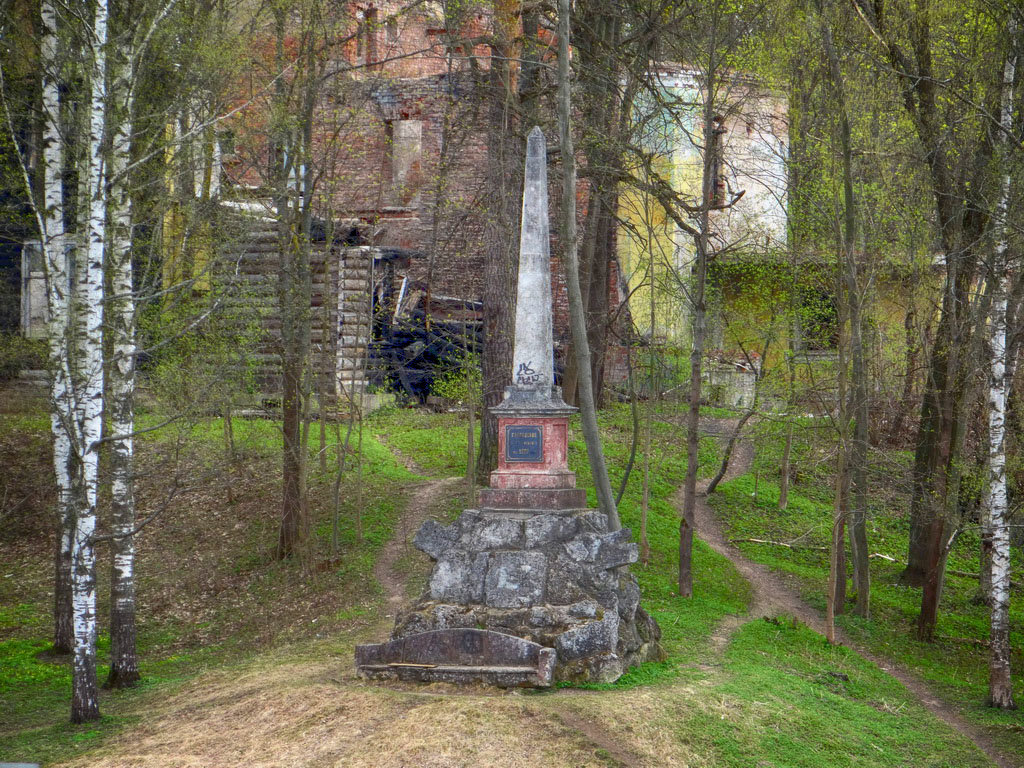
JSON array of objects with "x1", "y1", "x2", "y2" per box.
[{"x1": 512, "y1": 127, "x2": 554, "y2": 400}]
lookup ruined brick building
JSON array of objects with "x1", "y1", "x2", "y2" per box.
[
  {"x1": 218, "y1": 1, "x2": 791, "y2": 401},
  {"x1": 16, "y1": 1, "x2": 792, "y2": 405},
  {"x1": 218, "y1": 0, "x2": 640, "y2": 398}
]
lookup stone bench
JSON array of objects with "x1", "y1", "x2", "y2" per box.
[{"x1": 355, "y1": 628, "x2": 555, "y2": 687}]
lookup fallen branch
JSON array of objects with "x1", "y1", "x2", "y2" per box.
[
  {"x1": 935, "y1": 635, "x2": 991, "y2": 648},
  {"x1": 728, "y1": 537, "x2": 828, "y2": 551},
  {"x1": 865, "y1": 556, "x2": 1022, "y2": 589},
  {"x1": 947, "y1": 569, "x2": 1022, "y2": 589},
  {"x1": 949, "y1": 569, "x2": 981, "y2": 580}
]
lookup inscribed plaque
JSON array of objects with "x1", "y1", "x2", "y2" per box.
[{"x1": 505, "y1": 425, "x2": 543, "y2": 462}]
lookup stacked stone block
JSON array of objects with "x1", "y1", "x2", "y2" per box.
[{"x1": 394, "y1": 507, "x2": 662, "y2": 683}]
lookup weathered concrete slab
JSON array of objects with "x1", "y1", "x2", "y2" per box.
[
  {"x1": 428, "y1": 552, "x2": 488, "y2": 603},
  {"x1": 355, "y1": 628, "x2": 555, "y2": 687},
  {"x1": 484, "y1": 551, "x2": 547, "y2": 608}
]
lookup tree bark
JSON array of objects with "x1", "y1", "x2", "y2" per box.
[
  {"x1": 679, "y1": 49, "x2": 717, "y2": 598},
  {"x1": 105, "y1": 35, "x2": 140, "y2": 688},
  {"x1": 984, "y1": 14, "x2": 1016, "y2": 710},
  {"x1": 476, "y1": 2, "x2": 519, "y2": 481},
  {"x1": 889, "y1": 307, "x2": 919, "y2": 444},
  {"x1": 820, "y1": 10, "x2": 870, "y2": 618},
  {"x1": 70, "y1": 0, "x2": 109, "y2": 720},
  {"x1": 778, "y1": 420, "x2": 793, "y2": 510},
  {"x1": 852, "y1": 2, "x2": 989, "y2": 634},
  {"x1": 557, "y1": 0, "x2": 619, "y2": 530},
  {"x1": 38, "y1": 0, "x2": 75, "y2": 658},
  {"x1": 274, "y1": 6, "x2": 315, "y2": 561}
]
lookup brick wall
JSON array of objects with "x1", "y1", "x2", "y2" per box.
[{"x1": 224, "y1": 2, "x2": 631, "y2": 385}]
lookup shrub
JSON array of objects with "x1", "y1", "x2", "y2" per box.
[{"x1": 0, "y1": 333, "x2": 46, "y2": 382}]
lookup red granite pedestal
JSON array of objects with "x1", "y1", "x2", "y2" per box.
[{"x1": 478, "y1": 412, "x2": 587, "y2": 512}]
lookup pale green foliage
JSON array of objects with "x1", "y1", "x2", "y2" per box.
[{"x1": 429, "y1": 352, "x2": 481, "y2": 404}]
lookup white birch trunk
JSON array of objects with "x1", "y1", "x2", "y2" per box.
[
  {"x1": 985, "y1": 15, "x2": 1016, "y2": 711},
  {"x1": 39, "y1": 0, "x2": 76, "y2": 655},
  {"x1": 70, "y1": 0, "x2": 109, "y2": 722},
  {"x1": 106, "y1": 39, "x2": 140, "y2": 688}
]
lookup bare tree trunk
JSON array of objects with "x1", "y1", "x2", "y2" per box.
[
  {"x1": 706, "y1": 407, "x2": 755, "y2": 495},
  {"x1": 616, "y1": 351, "x2": 641, "y2": 506},
  {"x1": 587, "y1": 203, "x2": 613, "y2": 408},
  {"x1": 38, "y1": 0, "x2": 74, "y2": 656},
  {"x1": 825, "y1": 486, "x2": 846, "y2": 643},
  {"x1": 105, "y1": 39, "x2": 140, "y2": 688},
  {"x1": 641, "y1": 364, "x2": 652, "y2": 565},
  {"x1": 476, "y1": 2, "x2": 520, "y2": 482},
  {"x1": 679, "y1": 53, "x2": 717, "y2": 598},
  {"x1": 778, "y1": 421, "x2": 793, "y2": 510},
  {"x1": 851, "y1": 0, "x2": 988, "y2": 637},
  {"x1": 985, "y1": 16, "x2": 1016, "y2": 710},
  {"x1": 274, "y1": 7, "x2": 314, "y2": 560},
  {"x1": 70, "y1": 0, "x2": 110, "y2": 719},
  {"x1": 566, "y1": 4, "x2": 621, "y2": 409},
  {"x1": 557, "y1": 0, "x2": 619, "y2": 530},
  {"x1": 889, "y1": 307, "x2": 919, "y2": 443},
  {"x1": 820, "y1": 11, "x2": 870, "y2": 618}
]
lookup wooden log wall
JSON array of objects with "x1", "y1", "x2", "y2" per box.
[{"x1": 217, "y1": 215, "x2": 366, "y2": 402}]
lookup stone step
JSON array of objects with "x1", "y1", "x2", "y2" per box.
[
  {"x1": 355, "y1": 628, "x2": 554, "y2": 688},
  {"x1": 357, "y1": 664, "x2": 546, "y2": 688},
  {"x1": 477, "y1": 487, "x2": 588, "y2": 511}
]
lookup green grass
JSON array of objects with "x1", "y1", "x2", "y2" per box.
[
  {"x1": 370, "y1": 406, "x2": 478, "y2": 476},
  {"x1": 1, "y1": 399, "x2": 1008, "y2": 767},
  {"x1": 684, "y1": 618, "x2": 990, "y2": 767},
  {"x1": 0, "y1": 401, "x2": 417, "y2": 764},
  {"x1": 710, "y1": 416, "x2": 1024, "y2": 760}
]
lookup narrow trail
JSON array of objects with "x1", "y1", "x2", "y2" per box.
[
  {"x1": 691, "y1": 417, "x2": 1018, "y2": 768},
  {"x1": 372, "y1": 443, "x2": 462, "y2": 609},
  {"x1": 552, "y1": 709, "x2": 647, "y2": 767}
]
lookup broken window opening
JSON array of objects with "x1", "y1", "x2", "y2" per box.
[
  {"x1": 709, "y1": 114, "x2": 728, "y2": 208},
  {"x1": 365, "y1": 8, "x2": 379, "y2": 69},
  {"x1": 797, "y1": 288, "x2": 839, "y2": 352},
  {"x1": 382, "y1": 119, "x2": 394, "y2": 186}
]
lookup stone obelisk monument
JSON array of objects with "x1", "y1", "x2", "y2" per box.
[
  {"x1": 355, "y1": 128, "x2": 661, "y2": 686},
  {"x1": 478, "y1": 127, "x2": 584, "y2": 514}
]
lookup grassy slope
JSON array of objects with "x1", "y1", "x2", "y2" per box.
[
  {"x1": 710, "y1": 416, "x2": 1024, "y2": 760},
  {"x1": 378, "y1": 406, "x2": 990, "y2": 765},
  {"x1": 0, "y1": 400, "x2": 997, "y2": 766},
  {"x1": 0, "y1": 399, "x2": 418, "y2": 763}
]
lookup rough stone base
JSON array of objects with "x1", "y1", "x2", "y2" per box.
[{"x1": 391, "y1": 507, "x2": 663, "y2": 684}]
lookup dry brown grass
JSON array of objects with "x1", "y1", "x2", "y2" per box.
[{"x1": 52, "y1": 644, "x2": 710, "y2": 768}]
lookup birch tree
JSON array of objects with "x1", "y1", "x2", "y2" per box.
[
  {"x1": 9, "y1": 0, "x2": 113, "y2": 720},
  {"x1": 984, "y1": 11, "x2": 1017, "y2": 711},
  {"x1": 64, "y1": 0, "x2": 111, "y2": 720},
  {"x1": 104, "y1": 10, "x2": 139, "y2": 687},
  {"x1": 36, "y1": 0, "x2": 75, "y2": 658}
]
